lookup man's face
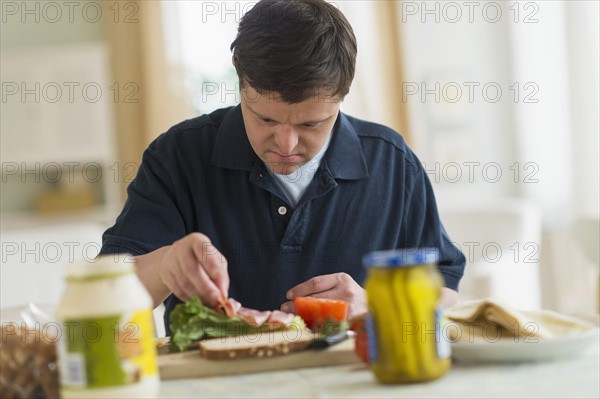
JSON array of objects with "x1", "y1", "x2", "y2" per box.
[{"x1": 240, "y1": 85, "x2": 341, "y2": 175}]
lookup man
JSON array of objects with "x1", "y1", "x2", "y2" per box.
[{"x1": 100, "y1": 0, "x2": 465, "y2": 334}]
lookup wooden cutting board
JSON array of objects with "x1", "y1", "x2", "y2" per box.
[{"x1": 157, "y1": 332, "x2": 361, "y2": 380}]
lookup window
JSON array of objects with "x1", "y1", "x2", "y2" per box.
[{"x1": 166, "y1": 1, "x2": 255, "y2": 115}]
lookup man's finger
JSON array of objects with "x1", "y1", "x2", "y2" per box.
[
  {"x1": 280, "y1": 300, "x2": 295, "y2": 313},
  {"x1": 162, "y1": 268, "x2": 186, "y2": 301},
  {"x1": 190, "y1": 235, "x2": 230, "y2": 298},
  {"x1": 170, "y1": 267, "x2": 196, "y2": 301},
  {"x1": 286, "y1": 273, "x2": 338, "y2": 299},
  {"x1": 176, "y1": 240, "x2": 222, "y2": 306},
  {"x1": 192, "y1": 266, "x2": 224, "y2": 307}
]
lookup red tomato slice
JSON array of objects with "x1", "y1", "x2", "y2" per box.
[
  {"x1": 349, "y1": 316, "x2": 369, "y2": 363},
  {"x1": 294, "y1": 297, "x2": 348, "y2": 329}
]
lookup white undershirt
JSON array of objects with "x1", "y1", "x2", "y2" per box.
[{"x1": 270, "y1": 132, "x2": 332, "y2": 208}]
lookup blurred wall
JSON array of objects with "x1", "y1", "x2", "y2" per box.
[
  {"x1": 1, "y1": 1, "x2": 118, "y2": 226},
  {"x1": 0, "y1": 3, "x2": 105, "y2": 49},
  {"x1": 394, "y1": 0, "x2": 599, "y2": 312}
]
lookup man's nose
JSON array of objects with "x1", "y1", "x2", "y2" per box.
[{"x1": 275, "y1": 125, "x2": 298, "y2": 154}]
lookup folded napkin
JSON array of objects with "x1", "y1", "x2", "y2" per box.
[{"x1": 443, "y1": 298, "x2": 597, "y2": 343}]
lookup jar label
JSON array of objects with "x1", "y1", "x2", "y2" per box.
[
  {"x1": 58, "y1": 309, "x2": 158, "y2": 389},
  {"x1": 435, "y1": 307, "x2": 451, "y2": 359},
  {"x1": 365, "y1": 313, "x2": 378, "y2": 363}
]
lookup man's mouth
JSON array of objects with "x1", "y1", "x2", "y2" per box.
[{"x1": 273, "y1": 152, "x2": 301, "y2": 163}]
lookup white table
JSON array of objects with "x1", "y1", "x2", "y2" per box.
[{"x1": 160, "y1": 345, "x2": 599, "y2": 398}]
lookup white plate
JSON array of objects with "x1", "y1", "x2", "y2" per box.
[{"x1": 451, "y1": 327, "x2": 600, "y2": 363}]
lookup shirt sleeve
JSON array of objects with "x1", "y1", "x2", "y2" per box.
[
  {"x1": 400, "y1": 151, "x2": 466, "y2": 291},
  {"x1": 100, "y1": 137, "x2": 187, "y2": 257}
]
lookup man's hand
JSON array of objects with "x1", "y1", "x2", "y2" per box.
[
  {"x1": 136, "y1": 233, "x2": 229, "y2": 308},
  {"x1": 441, "y1": 287, "x2": 458, "y2": 309},
  {"x1": 280, "y1": 272, "x2": 367, "y2": 319},
  {"x1": 160, "y1": 233, "x2": 229, "y2": 307}
]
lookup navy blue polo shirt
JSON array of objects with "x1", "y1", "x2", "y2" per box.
[{"x1": 100, "y1": 105, "x2": 465, "y2": 333}]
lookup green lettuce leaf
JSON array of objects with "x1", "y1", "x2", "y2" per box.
[{"x1": 169, "y1": 297, "x2": 306, "y2": 352}]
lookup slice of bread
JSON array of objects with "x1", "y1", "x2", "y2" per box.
[{"x1": 198, "y1": 328, "x2": 315, "y2": 360}]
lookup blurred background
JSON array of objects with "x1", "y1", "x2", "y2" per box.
[{"x1": 1, "y1": 1, "x2": 598, "y2": 318}]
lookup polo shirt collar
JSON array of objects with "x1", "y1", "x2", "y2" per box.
[
  {"x1": 211, "y1": 105, "x2": 369, "y2": 180},
  {"x1": 211, "y1": 105, "x2": 261, "y2": 171},
  {"x1": 325, "y1": 111, "x2": 369, "y2": 180}
]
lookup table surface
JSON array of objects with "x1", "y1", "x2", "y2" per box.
[{"x1": 159, "y1": 345, "x2": 600, "y2": 398}]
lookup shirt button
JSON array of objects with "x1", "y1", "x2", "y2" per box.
[{"x1": 277, "y1": 206, "x2": 287, "y2": 216}]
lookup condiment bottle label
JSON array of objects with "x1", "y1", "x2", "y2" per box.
[
  {"x1": 365, "y1": 313, "x2": 378, "y2": 363},
  {"x1": 58, "y1": 309, "x2": 158, "y2": 389},
  {"x1": 435, "y1": 308, "x2": 451, "y2": 359}
]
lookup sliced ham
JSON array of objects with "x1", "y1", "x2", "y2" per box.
[
  {"x1": 266, "y1": 310, "x2": 295, "y2": 328},
  {"x1": 216, "y1": 296, "x2": 243, "y2": 318},
  {"x1": 236, "y1": 307, "x2": 271, "y2": 327},
  {"x1": 215, "y1": 296, "x2": 295, "y2": 329},
  {"x1": 227, "y1": 298, "x2": 242, "y2": 315}
]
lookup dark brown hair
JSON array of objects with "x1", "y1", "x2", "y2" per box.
[{"x1": 230, "y1": 0, "x2": 357, "y2": 103}]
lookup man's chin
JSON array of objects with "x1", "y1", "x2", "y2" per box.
[{"x1": 266, "y1": 162, "x2": 302, "y2": 175}]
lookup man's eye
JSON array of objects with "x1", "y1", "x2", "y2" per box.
[
  {"x1": 261, "y1": 118, "x2": 275, "y2": 124},
  {"x1": 302, "y1": 123, "x2": 318, "y2": 128}
]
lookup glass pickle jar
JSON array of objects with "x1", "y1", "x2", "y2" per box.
[
  {"x1": 362, "y1": 248, "x2": 451, "y2": 384},
  {"x1": 55, "y1": 255, "x2": 160, "y2": 398}
]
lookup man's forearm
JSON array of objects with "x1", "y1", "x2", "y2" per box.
[{"x1": 134, "y1": 246, "x2": 172, "y2": 308}]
